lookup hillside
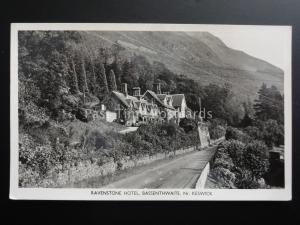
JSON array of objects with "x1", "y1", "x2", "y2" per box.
[
  {"x1": 84, "y1": 30, "x2": 284, "y2": 97},
  {"x1": 18, "y1": 30, "x2": 284, "y2": 125}
]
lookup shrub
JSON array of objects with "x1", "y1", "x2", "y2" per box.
[
  {"x1": 132, "y1": 122, "x2": 199, "y2": 153},
  {"x1": 179, "y1": 118, "x2": 197, "y2": 133},
  {"x1": 19, "y1": 138, "x2": 53, "y2": 177},
  {"x1": 251, "y1": 119, "x2": 284, "y2": 148},
  {"x1": 52, "y1": 142, "x2": 81, "y2": 170},
  {"x1": 244, "y1": 126, "x2": 262, "y2": 140},
  {"x1": 243, "y1": 140, "x2": 269, "y2": 178},
  {"x1": 160, "y1": 122, "x2": 179, "y2": 136},
  {"x1": 207, "y1": 118, "x2": 226, "y2": 140},
  {"x1": 211, "y1": 167, "x2": 236, "y2": 188},
  {"x1": 234, "y1": 169, "x2": 260, "y2": 189},
  {"x1": 225, "y1": 126, "x2": 252, "y2": 143},
  {"x1": 85, "y1": 130, "x2": 114, "y2": 152},
  {"x1": 216, "y1": 140, "x2": 245, "y2": 169},
  {"x1": 213, "y1": 151, "x2": 234, "y2": 170},
  {"x1": 261, "y1": 119, "x2": 284, "y2": 148},
  {"x1": 19, "y1": 162, "x2": 41, "y2": 187},
  {"x1": 212, "y1": 139, "x2": 269, "y2": 189},
  {"x1": 123, "y1": 132, "x2": 154, "y2": 156},
  {"x1": 209, "y1": 125, "x2": 226, "y2": 140}
]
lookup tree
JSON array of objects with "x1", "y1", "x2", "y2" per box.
[
  {"x1": 108, "y1": 69, "x2": 117, "y2": 91},
  {"x1": 240, "y1": 113, "x2": 253, "y2": 128},
  {"x1": 111, "y1": 60, "x2": 123, "y2": 87},
  {"x1": 111, "y1": 42, "x2": 125, "y2": 61},
  {"x1": 244, "y1": 126, "x2": 262, "y2": 140},
  {"x1": 202, "y1": 83, "x2": 243, "y2": 125},
  {"x1": 79, "y1": 34, "x2": 98, "y2": 94},
  {"x1": 254, "y1": 83, "x2": 284, "y2": 124},
  {"x1": 239, "y1": 99, "x2": 255, "y2": 127},
  {"x1": 79, "y1": 57, "x2": 90, "y2": 94},
  {"x1": 261, "y1": 119, "x2": 284, "y2": 147},
  {"x1": 97, "y1": 61, "x2": 109, "y2": 94},
  {"x1": 69, "y1": 57, "x2": 80, "y2": 94},
  {"x1": 122, "y1": 60, "x2": 138, "y2": 89}
]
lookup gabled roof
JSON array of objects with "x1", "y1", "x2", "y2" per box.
[
  {"x1": 143, "y1": 90, "x2": 164, "y2": 105},
  {"x1": 157, "y1": 94, "x2": 167, "y2": 101},
  {"x1": 112, "y1": 90, "x2": 181, "y2": 111},
  {"x1": 112, "y1": 91, "x2": 149, "y2": 110},
  {"x1": 126, "y1": 95, "x2": 139, "y2": 102},
  {"x1": 112, "y1": 91, "x2": 129, "y2": 108},
  {"x1": 143, "y1": 90, "x2": 175, "y2": 110},
  {"x1": 171, "y1": 94, "x2": 185, "y2": 107}
]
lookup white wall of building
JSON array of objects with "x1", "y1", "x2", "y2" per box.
[{"x1": 106, "y1": 111, "x2": 117, "y2": 122}]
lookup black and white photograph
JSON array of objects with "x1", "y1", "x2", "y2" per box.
[{"x1": 10, "y1": 23, "x2": 291, "y2": 200}]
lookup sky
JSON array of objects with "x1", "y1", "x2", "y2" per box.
[{"x1": 195, "y1": 25, "x2": 291, "y2": 72}]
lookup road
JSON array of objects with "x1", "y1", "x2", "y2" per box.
[{"x1": 104, "y1": 145, "x2": 218, "y2": 189}]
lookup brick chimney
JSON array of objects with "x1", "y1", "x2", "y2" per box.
[
  {"x1": 153, "y1": 83, "x2": 161, "y2": 94},
  {"x1": 121, "y1": 83, "x2": 128, "y2": 96},
  {"x1": 132, "y1": 87, "x2": 141, "y2": 98}
]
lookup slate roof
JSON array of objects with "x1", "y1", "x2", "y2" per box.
[
  {"x1": 157, "y1": 94, "x2": 167, "y2": 101},
  {"x1": 143, "y1": 90, "x2": 175, "y2": 110},
  {"x1": 171, "y1": 94, "x2": 185, "y2": 107},
  {"x1": 112, "y1": 90, "x2": 160, "y2": 110},
  {"x1": 112, "y1": 91, "x2": 130, "y2": 107},
  {"x1": 112, "y1": 89, "x2": 185, "y2": 112}
]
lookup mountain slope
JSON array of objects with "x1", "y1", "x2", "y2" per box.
[
  {"x1": 83, "y1": 31, "x2": 284, "y2": 98},
  {"x1": 187, "y1": 32, "x2": 283, "y2": 74}
]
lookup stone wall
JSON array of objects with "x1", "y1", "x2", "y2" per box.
[
  {"x1": 198, "y1": 123, "x2": 210, "y2": 148},
  {"x1": 195, "y1": 162, "x2": 210, "y2": 188},
  {"x1": 42, "y1": 146, "x2": 197, "y2": 187},
  {"x1": 40, "y1": 128, "x2": 224, "y2": 187},
  {"x1": 195, "y1": 136, "x2": 225, "y2": 189}
]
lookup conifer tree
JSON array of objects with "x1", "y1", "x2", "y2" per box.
[
  {"x1": 109, "y1": 69, "x2": 117, "y2": 91},
  {"x1": 98, "y1": 61, "x2": 109, "y2": 94},
  {"x1": 80, "y1": 57, "x2": 89, "y2": 94},
  {"x1": 69, "y1": 57, "x2": 80, "y2": 94},
  {"x1": 254, "y1": 83, "x2": 284, "y2": 124}
]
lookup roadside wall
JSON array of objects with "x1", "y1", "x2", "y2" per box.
[
  {"x1": 42, "y1": 146, "x2": 198, "y2": 187},
  {"x1": 195, "y1": 162, "x2": 210, "y2": 188},
  {"x1": 41, "y1": 134, "x2": 224, "y2": 188},
  {"x1": 195, "y1": 136, "x2": 225, "y2": 189},
  {"x1": 198, "y1": 124, "x2": 210, "y2": 148}
]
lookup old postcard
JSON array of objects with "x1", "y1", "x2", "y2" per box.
[{"x1": 10, "y1": 23, "x2": 292, "y2": 200}]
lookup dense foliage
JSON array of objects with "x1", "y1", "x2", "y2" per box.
[
  {"x1": 19, "y1": 121, "x2": 199, "y2": 187},
  {"x1": 225, "y1": 126, "x2": 252, "y2": 144},
  {"x1": 212, "y1": 139, "x2": 269, "y2": 189},
  {"x1": 242, "y1": 120, "x2": 284, "y2": 148},
  {"x1": 19, "y1": 31, "x2": 251, "y2": 127},
  {"x1": 207, "y1": 119, "x2": 227, "y2": 140},
  {"x1": 254, "y1": 83, "x2": 284, "y2": 124}
]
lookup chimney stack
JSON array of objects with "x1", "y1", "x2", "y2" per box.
[
  {"x1": 121, "y1": 83, "x2": 128, "y2": 96},
  {"x1": 153, "y1": 83, "x2": 161, "y2": 94},
  {"x1": 132, "y1": 87, "x2": 141, "y2": 98}
]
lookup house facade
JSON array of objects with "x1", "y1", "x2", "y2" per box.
[{"x1": 103, "y1": 82, "x2": 189, "y2": 126}]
